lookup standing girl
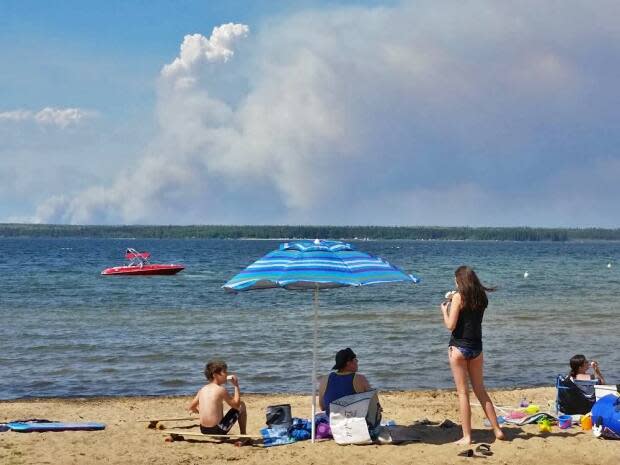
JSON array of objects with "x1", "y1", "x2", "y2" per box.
[{"x1": 441, "y1": 265, "x2": 504, "y2": 444}]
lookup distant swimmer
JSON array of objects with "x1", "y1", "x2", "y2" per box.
[{"x1": 523, "y1": 271, "x2": 529, "y2": 278}]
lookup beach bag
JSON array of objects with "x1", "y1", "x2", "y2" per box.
[
  {"x1": 265, "y1": 404, "x2": 293, "y2": 429},
  {"x1": 329, "y1": 390, "x2": 381, "y2": 445},
  {"x1": 557, "y1": 375, "x2": 594, "y2": 415},
  {"x1": 591, "y1": 394, "x2": 620, "y2": 439}
]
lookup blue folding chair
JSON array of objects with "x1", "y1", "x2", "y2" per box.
[{"x1": 556, "y1": 374, "x2": 595, "y2": 415}]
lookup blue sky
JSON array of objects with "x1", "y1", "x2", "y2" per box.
[{"x1": 1, "y1": 0, "x2": 620, "y2": 227}]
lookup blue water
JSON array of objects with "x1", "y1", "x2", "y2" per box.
[{"x1": 0, "y1": 238, "x2": 618, "y2": 400}]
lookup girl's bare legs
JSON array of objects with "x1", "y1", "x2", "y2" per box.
[
  {"x1": 468, "y1": 353, "x2": 505, "y2": 440},
  {"x1": 449, "y1": 347, "x2": 473, "y2": 444}
]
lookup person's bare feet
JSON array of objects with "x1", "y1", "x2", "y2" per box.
[
  {"x1": 454, "y1": 436, "x2": 472, "y2": 445},
  {"x1": 234, "y1": 438, "x2": 253, "y2": 447}
]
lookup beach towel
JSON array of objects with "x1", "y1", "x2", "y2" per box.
[
  {"x1": 375, "y1": 425, "x2": 421, "y2": 444},
  {"x1": 502, "y1": 412, "x2": 557, "y2": 426},
  {"x1": 288, "y1": 417, "x2": 311, "y2": 441},
  {"x1": 259, "y1": 425, "x2": 296, "y2": 447}
]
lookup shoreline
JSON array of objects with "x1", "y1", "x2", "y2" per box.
[
  {"x1": 2, "y1": 387, "x2": 617, "y2": 465},
  {"x1": 0, "y1": 385, "x2": 551, "y2": 403}
]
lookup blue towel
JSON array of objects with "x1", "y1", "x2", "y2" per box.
[
  {"x1": 289, "y1": 428, "x2": 311, "y2": 440},
  {"x1": 260, "y1": 426, "x2": 296, "y2": 447},
  {"x1": 288, "y1": 417, "x2": 312, "y2": 441}
]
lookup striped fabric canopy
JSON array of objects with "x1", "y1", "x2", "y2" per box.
[{"x1": 223, "y1": 239, "x2": 420, "y2": 292}]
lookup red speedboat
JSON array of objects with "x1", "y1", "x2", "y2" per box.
[{"x1": 101, "y1": 248, "x2": 185, "y2": 276}]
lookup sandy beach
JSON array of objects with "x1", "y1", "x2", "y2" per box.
[{"x1": 1, "y1": 387, "x2": 617, "y2": 465}]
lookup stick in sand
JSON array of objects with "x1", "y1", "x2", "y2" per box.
[
  {"x1": 137, "y1": 417, "x2": 197, "y2": 429},
  {"x1": 162, "y1": 429, "x2": 262, "y2": 444}
]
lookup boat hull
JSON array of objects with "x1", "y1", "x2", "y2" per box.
[{"x1": 101, "y1": 264, "x2": 185, "y2": 276}]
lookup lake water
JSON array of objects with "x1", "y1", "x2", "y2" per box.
[{"x1": 0, "y1": 238, "x2": 618, "y2": 399}]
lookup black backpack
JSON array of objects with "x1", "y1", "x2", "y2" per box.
[{"x1": 557, "y1": 375, "x2": 595, "y2": 415}]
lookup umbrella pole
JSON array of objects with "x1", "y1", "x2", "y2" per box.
[{"x1": 311, "y1": 285, "x2": 319, "y2": 443}]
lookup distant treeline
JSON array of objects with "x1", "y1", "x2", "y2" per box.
[{"x1": 1, "y1": 223, "x2": 620, "y2": 241}]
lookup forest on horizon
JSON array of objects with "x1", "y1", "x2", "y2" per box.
[{"x1": 2, "y1": 224, "x2": 620, "y2": 241}]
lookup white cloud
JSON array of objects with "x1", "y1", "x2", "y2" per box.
[
  {"x1": 162, "y1": 23, "x2": 250, "y2": 84},
  {"x1": 0, "y1": 107, "x2": 97, "y2": 128},
  {"x1": 0, "y1": 110, "x2": 32, "y2": 122},
  {"x1": 29, "y1": 1, "x2": 620, "y2": 226}
]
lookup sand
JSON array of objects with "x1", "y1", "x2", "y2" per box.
[{"x1": 1, "y1": 387, "x2": 617, "y2": 465}]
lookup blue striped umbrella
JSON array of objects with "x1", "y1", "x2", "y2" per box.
[
  {"x1": 223, "y1": 239, "x2": 420, "y2": 441},
  {"x1": 223, "y1": 239, "x2": 420, "y2": 291}
]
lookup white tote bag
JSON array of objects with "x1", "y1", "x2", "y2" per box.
[{"x1": 329, "y1": 390, "x2": 380, "y2": 445}]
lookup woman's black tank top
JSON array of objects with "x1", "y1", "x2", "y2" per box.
[{"x1": 449, "y1": 305, "x2": 485, "y2": 350}]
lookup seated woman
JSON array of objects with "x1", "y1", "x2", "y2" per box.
[
  {"x1": 558, "y1": 354, "x2": 607, "y2": 414},
  {"x1": 570, "y1": 354, "x2": 606, "y2": 401},
  {"x1": 318, "y1": 348, "x2": 372, "y2": 415}
]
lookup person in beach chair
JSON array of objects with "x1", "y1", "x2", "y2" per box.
[
  {"x1": 318, "y1": 348, "x2": 377, "y2": 415},
  {"x1": 188, "y1": 360, "x2": 248, "y2": 439},
  {"x1": 557, "y1": 354, "x2": 606, "y2": 415}
]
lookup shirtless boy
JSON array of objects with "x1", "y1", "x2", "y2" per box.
[{"x1": 188, "y1": 360, "x2": 247, "y2": 435}]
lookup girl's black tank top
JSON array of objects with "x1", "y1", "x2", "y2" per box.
[{"x1": 449, "y1": 305, "x2": 485, "y2": 350}]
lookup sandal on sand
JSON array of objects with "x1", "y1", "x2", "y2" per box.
[
  {"x1": 458, "y1": 449, "x2": 474, "y2": 457},
  {"x1": 475, "y1": 444, "x2": 493, "y2": 456}
]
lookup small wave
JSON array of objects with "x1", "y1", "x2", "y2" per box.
[{"x1": 160, "y1": 379, "x2": 189, "y2": 388}]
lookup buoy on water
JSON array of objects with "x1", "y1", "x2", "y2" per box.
[{"x1": 523, "y1": 271, "x2": 529, "y2": 279}]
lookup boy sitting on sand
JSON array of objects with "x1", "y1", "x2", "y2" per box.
[{"x1": 188, "y1": 360, "x2": 247, "y2": 436}]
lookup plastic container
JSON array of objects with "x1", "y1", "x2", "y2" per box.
[
  {"x1": 581, "y1": 415, "x2": 592, "y2": 431},
  {"x1": 558, "y1": 414, "x2": 572, "y2": 429},
  {"x1": 594, "y1": 385, "x2": 620, "y2": 401}
]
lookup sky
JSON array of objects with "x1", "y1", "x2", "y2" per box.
[{"x1": 1, "y1": 0, "x2": 620, "y2": 227}]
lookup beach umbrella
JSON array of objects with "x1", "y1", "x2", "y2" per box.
[{"x1": 223, "y1": 239, "x2": 420, "y2": 442}]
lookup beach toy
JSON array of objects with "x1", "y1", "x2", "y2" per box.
[
  {"x1": 506, "y1": 410, "x2": 526, "y2": 419},
  {"x1": 581, "y1": 414, "x2": 592, "y2": 431},
  {"x1": 519, "y1": 397, "x2": 529, "y2": 408},
  {"x1": 591, "y1": 394, "x2": 620, "y2": 437},
  {"x1": 524, "y1": 404, "x2": 540, "y2": 415},
  {"x1": 558, "y1": 414, "x2": 572, "y2": 429},
  {"x1": 538, "y1": 418, "x2": 552, "y2": 433}
]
